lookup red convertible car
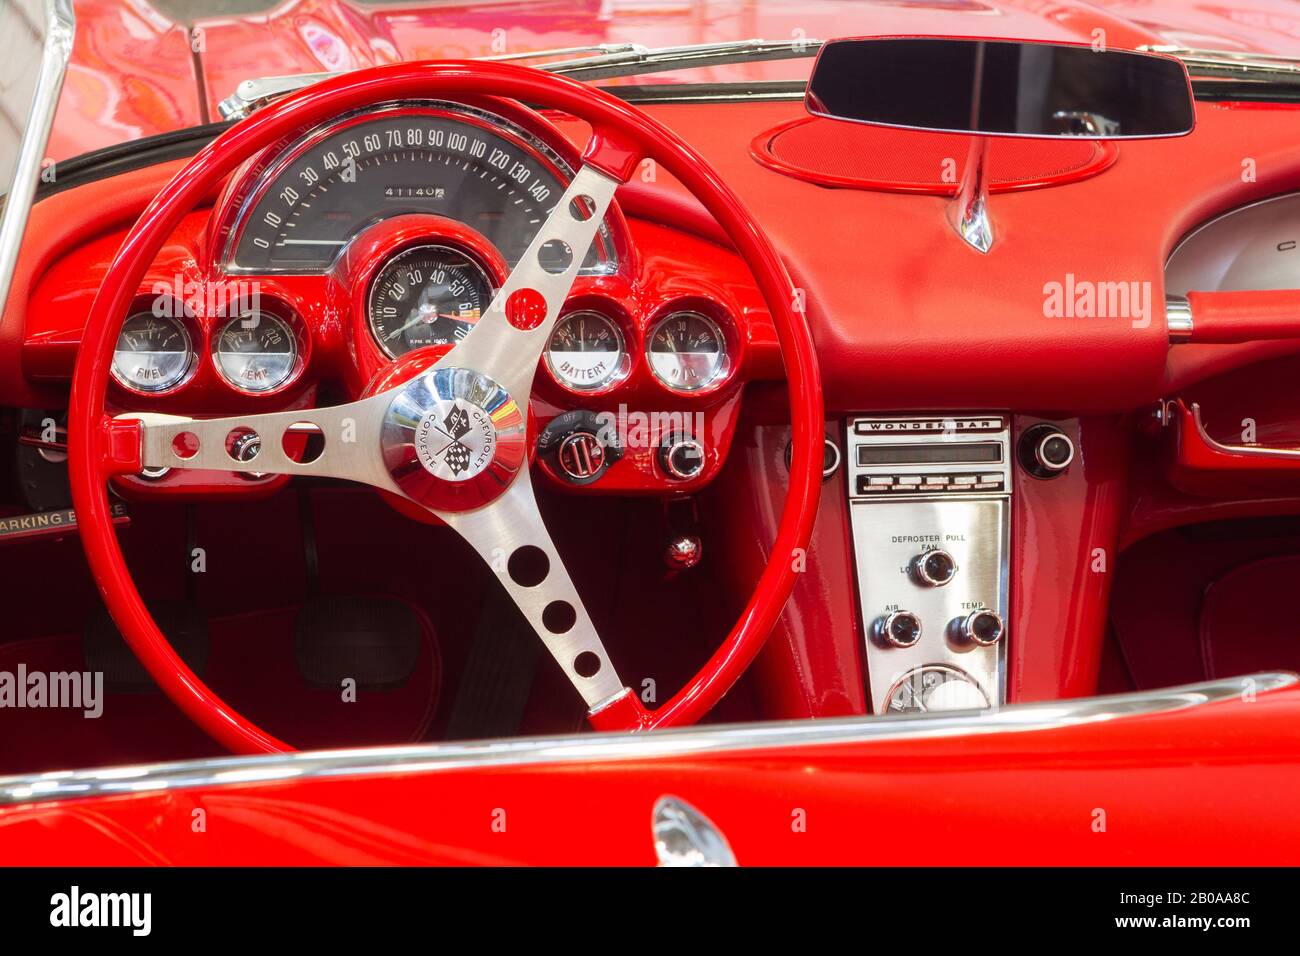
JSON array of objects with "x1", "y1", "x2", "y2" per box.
[{"x1": 1, "y1": 0, "x2": 1300, "y2": 886}]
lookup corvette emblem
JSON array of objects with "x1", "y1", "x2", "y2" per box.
[{"x1": 412, "y1": 398, "x2": 497, "y2": 482}]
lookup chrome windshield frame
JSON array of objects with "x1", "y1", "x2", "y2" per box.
[{"x1": 0, "y1": 0, "x2": 74, "y2": 316}]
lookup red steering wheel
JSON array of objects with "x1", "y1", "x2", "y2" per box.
[{"x1": 68, "y1": 61, "x2": 823, "y2": 754}]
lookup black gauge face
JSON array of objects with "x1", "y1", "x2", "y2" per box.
[
  {"x1": 368, "y1": 245, "x2": 493, "y2": 358},
  {"x1": 111, "y1": 312, "x2": 193, "y2": 393},
  {"x1": 647, "y1": 311, "x2": 728, "y2": 392},
  {"x1": 228, "y1": 109, "x2": 613, "y2": 275},
  {"x1": 545, "y1": 311, "x2": 626, "y2": 391},
  {"x1": 213, "y1": 312, "x2": 298, "y2": 392}
]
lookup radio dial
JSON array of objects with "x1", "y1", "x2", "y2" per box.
[{"x1": 911, "y1": 549, "x2": 957, "y2": 587}]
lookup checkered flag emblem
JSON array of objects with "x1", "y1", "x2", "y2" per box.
[
  {"x1": 442, "y1": 441, "x2": 471, "y2": 475},
  {"x1": 444, "y1": 405, "x2": 471, "y2": 440}
]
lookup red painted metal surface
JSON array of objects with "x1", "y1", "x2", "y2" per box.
[
  {"x1": 65, "y1": 60, "x2": 824, "y2": 751},
  {"x1": 751, "y1": 116, "x2": 1118, "y2": 195},
  {"x1": 2, "y1": 685, "x2": 1298, "y2": 864}
]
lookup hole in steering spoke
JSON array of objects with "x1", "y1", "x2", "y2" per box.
[
  {"x1": 504, "y1": 288, "x2": 547, "y2": 330},
  {"x1": 543, "y1": 600, "x2": 577, "y2": 635},
  {"x1": 508, "y1": 546, "x2": 550, "y2": 587},
  {"x1": 171, "y1": 432, "x2": 199, "y2": 460},
  {"x1": 282, "y1": 422, "x2": 325, "y2": 464},
  {"x1": 573, "y1": 651, "x2": 601, "y2": 678},
  {"x1": 538, "y1": 239, "x2": 573, "y2": 274},
  {"x1": 569, "y1": 196, "x2": 595, "y2": 221}
]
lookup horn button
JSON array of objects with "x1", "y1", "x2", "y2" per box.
[{"x1": 381, "y1": 366, "x2": 527, "y2": 512}]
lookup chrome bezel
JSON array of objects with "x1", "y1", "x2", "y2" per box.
[
  {"x1": 367, "y1": 243, "x2": 495, "y2": 360},
  {"x1": 110, "y1": 311, "x2": 197, "y2": 395},
  {"x1": 544, "y1": 309, "x2": 630, "y2": 393},
  {"x1": 645, "y1": 309, "x2": 730, "y2": 393},
  {"x1": 211, "y1": 310, "x2": 300, "y2": 394}
]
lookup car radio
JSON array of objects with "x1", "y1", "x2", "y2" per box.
[{"x1": 845, "y1": 415, "x2": 1010, "y2": 714}]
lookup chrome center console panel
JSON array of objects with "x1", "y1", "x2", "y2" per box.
[{"x1": 845, "y1": 415, "x2": 1010, "y2": 714}]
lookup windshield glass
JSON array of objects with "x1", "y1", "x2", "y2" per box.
[{"x1": 40, "y1": 1, "x2": 1300, "y2": 166}]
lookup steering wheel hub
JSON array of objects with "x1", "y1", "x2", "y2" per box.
[{"x1": 381, "y1": 366, "x2": 526, "y2": 511}]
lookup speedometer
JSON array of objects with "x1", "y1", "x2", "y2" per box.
[{"x1": 225, "y1": 104, "x2": 615, "y2": 275}]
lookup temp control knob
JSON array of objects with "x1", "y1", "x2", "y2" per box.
[
  {"x1": 878, "y1": 610, "x2": 922, "y2": 648},
  {"x1": 911, "y1": 549, "x2": 957, "y2": 587},
  {"x1": 959, "y1": 609, "x2": 1004, "y2": 646},
  {"x1": 659, "y1": 435, "x2": 706, "y2": 481}
]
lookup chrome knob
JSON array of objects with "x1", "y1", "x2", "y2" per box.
[
  {"x1": 960, "y1": 608, "x2": 1004, "y2": 646},
  {"x1": 659, "y1": 435, "x2": 706, "y2": 481},
  {"x1": 911, "y1": 549, "x2": 957, "y2": 587},
  {"x1": 1018, "y1": 423, "x2": 1074, "y2": 479},
  {"x1": 878, "y1": 610, "x2": 922, "y2": 648},
  {"x1": 557, "y1": 431, "x2": 606, "y2": 482},
  {"x1": 664, "y1": 534, "x2": 703, "y2": 570}
]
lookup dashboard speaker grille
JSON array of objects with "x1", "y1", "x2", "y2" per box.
[{"x1": 751, "y1": 117, "x2": 1117, "y2": 194}]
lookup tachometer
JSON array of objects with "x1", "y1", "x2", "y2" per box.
[
  {"x1": 367, "y1": 244, "x2": 493, "y2": 358},
  {"x1": 225, "y1": 105, "x2": 615, "y2": 276},
  {"x1": 111, "y1": 312, "x2": 194, "y2": 393}
]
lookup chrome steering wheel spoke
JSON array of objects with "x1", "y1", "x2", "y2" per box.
[
  {"x1": 123, "y1": 398, "x2": 399, "y2": 492},
  {"x1": 117, "y1": 160, "x2": 632, "y2": 714},
  {"x1": 440, "y1": 465, "x2": 627, "y2": 708},
  {"x1": 431, "y1": 163, "x2": 621, "y2": 400}
]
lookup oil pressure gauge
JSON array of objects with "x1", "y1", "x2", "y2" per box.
[
  {"x1": 647, "y1": 310, "x2": 729, "y2": 392},
  {"x1": 213, "y1": 310, "x2": 298, "y2": 393},
  {"x1": 545, "y1": 310, "x2": 627, "y2": 391},
  {"x1": 111, "y1": 312, "x2": 194, "y2": 393}
]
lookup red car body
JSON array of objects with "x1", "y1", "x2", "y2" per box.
[{"x1": 2, "y1": 0, "x2": 1300, "y2": 866}]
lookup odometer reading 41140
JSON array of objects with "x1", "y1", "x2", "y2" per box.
[{"x1": 226, "y1": 106, "x2": 614, "y2": 275}]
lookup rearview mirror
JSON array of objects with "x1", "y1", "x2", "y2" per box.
[{"x1": 805, "y1": 37, "x2": 1195, "y2": 139}]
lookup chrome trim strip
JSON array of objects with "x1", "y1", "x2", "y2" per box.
[
  {"x1": 1190, "y1": 403, "x2": 1300, "y2": 460},
  {"x1": 0, "y1": 0, "x2": 74, "y2": 314},
  {"x1": 0, "y1": 673, "x2": 1290, "y2": 808},
  {"x1": 1166, "y1": 295, "x2": 1194, "y2": 342}
]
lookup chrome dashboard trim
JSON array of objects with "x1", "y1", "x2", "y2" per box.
[
  {"x1": 0, "y1": 673, "x2": 1290, "y2": 808},
  {"x1": 1165, "y1": 294, "x2": 1194, "y2": 342}
]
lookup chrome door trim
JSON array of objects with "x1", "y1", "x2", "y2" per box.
[{"x1": 0, "y1": 673, "x2": 1292, "y2": 808}]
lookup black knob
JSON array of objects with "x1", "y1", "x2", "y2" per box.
[
  {"x1": 659, "y1": 435, "x2": 706, "y2": 481},
  {"x1": 959, "y1": 609, "x2": 1004, "y2": 646},
  {"x1": 879, "y1": 610, "x2": 923, "y2": 648},
  {"x1": 912, "y1": 549, "x2": 957, "y2": 587},
  {"x1": 1018, "y1": 423, "x2": 1074, "y2": 479}
]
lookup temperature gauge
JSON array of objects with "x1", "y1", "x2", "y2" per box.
[
  {"x1": 647, "y1": 310, "x2": 729, "y2": 392},
  {"x1": 545, "y1": 310, "x2": 627, "y2": 391},
  {"x1": 213, "y1": 311, "x2": 299, "y2": 393},
  {"x1": 111, "y1": 312, "x2": 194, "y2": 393}
]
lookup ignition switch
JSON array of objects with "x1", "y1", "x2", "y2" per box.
[{"x1": 537, "y1": 410, "x2": 623, "y2": 485}]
